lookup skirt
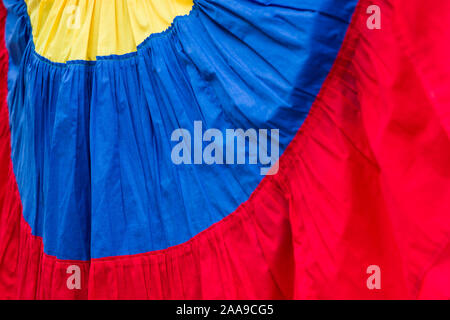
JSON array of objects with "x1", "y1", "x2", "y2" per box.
[{"x1": 0, "y1": 0, "x2": 449, "y2": 299}]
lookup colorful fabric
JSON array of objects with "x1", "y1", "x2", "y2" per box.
[
  {"x1": 0, "y1": 0, "x2": 449, "y2": 299},
  {"x1": 26, "y1": 0, "x2": 194, "y2": 62},
  {"x1": 4, "y1": 0, "x2": 358, "y2": 261}
]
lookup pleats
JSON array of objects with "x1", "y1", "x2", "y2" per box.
[
  {"x1": 5, "y1": 0, "x2": 356, "y2": 260},
  {"x1": 25, "y1": 0, "x2": 194, "y2": 62},
  {"x1": 1, "y1": 0, "x2": 448, "y2": 300}
]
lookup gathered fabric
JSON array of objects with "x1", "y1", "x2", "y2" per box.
[
  {"x1": 0, "y1": 0, "x2": 449, "y2": 299},
  {"x1": 4, "y1": 0, "x2": 356, "y2": 260},
  {"x1": 25, "y1": 0, "x2": 194, "y2": 63}
]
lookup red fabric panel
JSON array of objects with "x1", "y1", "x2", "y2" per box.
[{"x1": 0, "y1": 0, "x2": 449, "y2": 299}]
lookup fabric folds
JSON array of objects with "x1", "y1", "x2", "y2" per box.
[
  {"x1": 25, "y1": 0, "x2": 194, "y2": 62},
  {"x1": 4, "y1": 0, "x2": 357, "y2": 260},
  {"x1": 0, "y1": 0, "x2": 449, "y2": 300}
]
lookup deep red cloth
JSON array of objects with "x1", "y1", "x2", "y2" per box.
[{"x1": 0, "y1": 0, "x2": 449, "y2": 299}]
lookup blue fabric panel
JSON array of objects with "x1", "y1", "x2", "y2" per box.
[{"x1": 5, "y1": 0, "x2": 358, "y2": 260}]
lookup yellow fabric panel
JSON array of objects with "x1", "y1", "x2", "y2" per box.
[{"x1": 25, "y1": 0, "x2": 194, "y2": 63}]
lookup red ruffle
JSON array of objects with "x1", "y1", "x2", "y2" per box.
[{"x1": 1, "y1": 0, "x2": 449, "y2": 299}]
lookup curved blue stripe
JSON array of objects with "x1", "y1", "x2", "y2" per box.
[{"x1": 5, "y1": 0, "x2": 358, "y2": 260}]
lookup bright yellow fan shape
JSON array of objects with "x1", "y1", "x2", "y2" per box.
[{"x1": 26, "y1": 0, "x2": 194, "y2": 63}]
